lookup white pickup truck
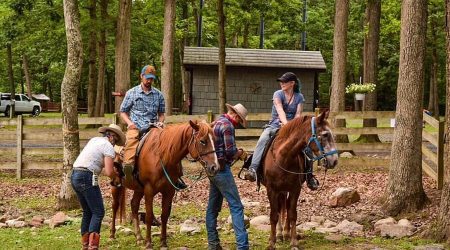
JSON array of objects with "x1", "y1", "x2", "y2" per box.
[{"x1": 0, "y1": 93, "x2": 42, "y2": 117}]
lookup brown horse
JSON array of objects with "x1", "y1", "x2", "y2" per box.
[
  {"x1": 110, "y1": 120, "x2": 219, "y2": 249},
  {"x1": 261, "y1": 110, "x2": 338, "y2": 249}
]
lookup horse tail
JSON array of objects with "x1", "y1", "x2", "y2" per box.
[{"x1": 118, "y1": 186, "x2": 127, "y2": 224}]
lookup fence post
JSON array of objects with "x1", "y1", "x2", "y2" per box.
[
  {"x1": 113, "y1": 113, "x2": 118, "y2": 125},
  {"x1": 437, "y1": 120, "x2": 444, "y2": 189},
  {"x1": 16, "y1": 115, "x2": 23, "y2": 179},
  {"x1": 207, "y1": 110, "x2": 213, "y2": 123}
]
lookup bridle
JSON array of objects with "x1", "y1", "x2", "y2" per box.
[
  {"x1": 186, "y1": 129, "x2": 216, "y2": 167},
  {"x1": 302, "y1": 117, "x2": 338, "y2": 167}
]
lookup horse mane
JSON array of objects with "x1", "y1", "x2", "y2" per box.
[
  {"x1": 147, "y1": 121, "x2": 211, "y2": 164},
  {"x1": 276, "y1": 115, "x2": 312, "y2": 140}
]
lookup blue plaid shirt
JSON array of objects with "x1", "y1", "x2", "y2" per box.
[
  {"x1": 213, "y1": 114, "x2": 238, "y2": 165},
  {"x1": 119, "y1": 84, "x2": 165, "y2": 131}
]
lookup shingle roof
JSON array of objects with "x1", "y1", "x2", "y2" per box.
[{"x1": 183, "y1": 47, "x2": 326, "y2": 70}]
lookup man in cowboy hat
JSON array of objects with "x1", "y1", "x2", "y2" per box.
[
  {"x1": 71, "y1": 124, "x2": 125, "y2": 250},
  {"x1": 119, "y1": 65, "x2": 186, "y2": 189},
  {"x1": 206, "y1": 103, "x2": 249, "y2": 250}
]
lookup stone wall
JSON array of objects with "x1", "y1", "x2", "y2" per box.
[{"x1": 191, "y1": 65, "x2": 316, "y2": 116}]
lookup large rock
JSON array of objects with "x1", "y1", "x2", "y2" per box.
[
  {"x1": 179, "y1": 219, "x2": 201, "y2": 235},
  {"x1": 379, "y1": 219, "x2": 416, "y2": 238},
  {"x1": 310, "y1": 216, "x2": 325, "y2": 225},
  {"x1": 49, "y1": 212, "x2": 68, "y2": 228},
  {"x1": 374, "y1": 217, "x2": 397, "y2": 233},
  {"x1": 329, "y1": 187, "x2": 360, "y2": 207},
  {"x1": 250, "y1": 215, "x2": 271, "y2": 231},
  {"x1": 339, "y1": 152, "x2": 353, "y2": 158},
  {"x1": 323, "y1": 220, "x2": 337, "y2": 228},
  {"x1": 297, "y1": 221, "x2": 320, "y2": 232},
  {"x1": 335, "y1": 220, "x2": 363, "y2": 236},
  {"x1": 6, "y1": 219, "x2": 27, "y2": 228},
  {"x1": 315, "y1": 227, "x2": 339, "y2": 234},
  {"x1": 30, "y1": 215, "x2": 45, "y2": 227},
  {"x1": 414, "y1": 244, "x2": 446, "y2": 250}
]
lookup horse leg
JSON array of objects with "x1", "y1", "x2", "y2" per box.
[
  {"x1": 131, "y1": 190, "x2": 144, "y2": 244},
  {"x1": 282, "y1": 193, "x2": 290, "y2": 241},
  {"x1": 110, "y1": 186, "x2": 120, "y2": 239},
  {"x1": 287, "y1": 190, "x2": 301, "y2": 249},
  {"x1": 143, "y1": 185, "x2": 155, "y2": 250},
  {"x1": 267, "y1": 189, "x2": 280, "y2": 250},
  {"x1": 276, "y1": 192, "x2": 287, "y2": 241},
  {"x1": 160, "y1": 189, "x2": 175, "y2": 248}
]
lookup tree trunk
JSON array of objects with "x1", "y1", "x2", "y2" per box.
[
  {"x1": 57, "y1": 0, "x2": 83, "y2": 210},
  {"x1": 6, "y1": 43, "x2": 15, "y2": 117},
  {"x1": 115, "y1": 0, "x2": 132, "y2": 114},
  {"x1": 427, "y1": 0, "x2": 450, "y2": 242},
  {"x1": 161, "y1": 0, "x2": 176, "y2": 116},
  {"x1": 87, "y1": 0, "x2": 97, "y2": 117},
  {"x1": 22, "y1": 54, "x2": 32, "y2": 99},
  {"x1": 383, "y1": 0, "x2": 428, "y2": 216},
  {"x1": 95, "y1": 0, "x2": 108, "y2": 117},
  {"x1": 242, "y1": 22, "x2": 249, "y2": 48},
  {"x1": 427, "y1": 16, "x2": 439, "y2": 119},
  {"x1": 359, "y1": 0, "x2": 381, "y2": 143},
  {"x1": 329, "y1": 0, "x2": 350, "y2": 143},
  {"x1": 180, "y1": 1, "x2": 190, "y2": 114},
  {"x1": 217, "y1": 0, "x2": 226, "y2": 113}
]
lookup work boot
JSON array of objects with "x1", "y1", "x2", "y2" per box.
[
  {"x1": 123, "y1": 164, "x2": 134, "y2": 184},
  {"x1": 81, "y1": 233, "x2": 89, "y2": 250},
  {"x1": 244, "y1": 168, "x2": 256, "y2": 182},
  {"x1": 88, "y1": 232, "x2": 100, "y2": 250},
  {"x1": 175, "y1": 177, "x2": 188, "y2": 190}
]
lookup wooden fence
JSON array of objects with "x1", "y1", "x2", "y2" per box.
[{"x1": 0, "y1": 111, "x2": 444, "y2": 189}]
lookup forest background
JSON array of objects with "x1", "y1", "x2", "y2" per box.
[{"x1": 0, "y1": 0, "x2": 446, "y2": 113}]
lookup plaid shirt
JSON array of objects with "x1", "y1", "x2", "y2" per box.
[
  {"x1": 213, "y1": 114, "x2": 238, "y2": 165},
  {"x1": 119, "y1": 84, "x2": 165, "y2": 131}
]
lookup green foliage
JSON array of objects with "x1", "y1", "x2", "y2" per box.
[{"x1": 345, "y1": 83, "x2": 376, "y2": 94}]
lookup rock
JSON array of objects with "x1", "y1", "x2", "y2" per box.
[
  {"x1": 30, "y1": 215, "x2": 45, "y2": 227},
  {"x1": 310, "y1": 216, "x2": 325, "y2": 225},
  {"x1": 179, "y1": 219, "x2": 201, "y2": 235},
  {"x1": 0, "y1": 215, "x2": 8, "y2": 223},
  {"x1": 16, "y1": 216, "x2": 25, "y2": 221},
  {"x1": 335, "y1": 220, "x2": 364, "y2": 236},
  {"x1": 0, "y1": 222, "x2": 7, "y2": 228},
  {"x1": 151, "y1": 231, "x2": 161, "y2": 237},
  {"x1": 49, "y1": 212, "x2": 68, "y2": 228},
  {"x1": 121, "y1": 228, "x2": 134, "y2": 236},
  {"x1": 379, "y1": 224, "x2": 415, "y2": 238},
  {"x1": 227, "y1": 215, "x2": 249, "y2": 229},
  {"x1": 374, "y1": 217, "x2": 396, "y2": 233},
  {"x1": 323, "y1": 220, "x2": 337, "y2": 228},
  {"x1": 414, "y1": 244, "x2": 446, "y2": 250},
  {"x1": 44, "y1": 219, "x2": 50, "y2": 225},
  {"x1": 250, "y1": 215, "x2": 271, "y2": 231},
  {"x1": 297, "y1": 222, "x2": 320, "y2": 232},
  {"x1": 241, "y1": 199, "x2": 261, "y2": 208},
  {"x1": 6, "y1": 220, "x2": 27, "y2": 228},
  {"x1": 315, "y1": 227, "x2": 339, "y2": 234},
  {"x1": 325, "y1": 234, "x2": 345, "y2": 242},
  {"x1": 339, "y1": 152, "x2": 353, "y2": 158},
  {"x1": 329, "y1": 187, "x2": 360, "y2": 207}
]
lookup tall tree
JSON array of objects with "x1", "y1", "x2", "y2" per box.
[
  {"x1": 383, "y1": 0, "x2": 428, "y2": 215},
  {"x1": 429, "y1": 0, "x2": 450, "y2": 241},
  {"x1": 57, "y1": 0, "x2": 83, "y2": 210},
  {"x1": 217, "y1": 0, "x2": 226, "y2": 113},
  {"x1": 161, "y1": 0, "x2": 176, "y2": 116},
  {"x1": 95, "y1": 0, "x2": 108, "y2": 117},
  {"x1": 360, "y1": 0, "x2": 381, "y2": 142},
  {"x1": 115, "y1": 0, "x2": 132, "y2": 114},
  {"x1": 179, "y1": 0, "x2": 190, "y2": 114},
  {"x1": 330, "y1": 0, "x2": 350, "y2": 143},
  {"x1": 87, "y1": 0, "x2": 98, "y2": 117},
  {"x1": 22, "y1": 54, "x2": 32, "y2": 98},
  {"x1": 427, "y1": 9, "x2": 439, "y2": 119}
]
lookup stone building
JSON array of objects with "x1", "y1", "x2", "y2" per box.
[{"x1": 183, "y1": 47, "x2": 326, "y2": 115}]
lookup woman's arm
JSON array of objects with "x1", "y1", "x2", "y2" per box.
[
  {"x1": 295, "y1": 103, "x2": 303, "y2": 118},
  {"x1": 274, "y1": 98, "x2": 288, "y2": 125}
]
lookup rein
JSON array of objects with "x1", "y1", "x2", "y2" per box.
[{"x1": 302, "y1": 117, "x2": 338, "y2": 162}]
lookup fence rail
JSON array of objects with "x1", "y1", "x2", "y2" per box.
[{"x1": 0, "y1": 111, "x2": 444, "y2": 189}]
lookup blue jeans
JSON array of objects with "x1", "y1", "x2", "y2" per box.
[
  {"x1": 206, "y1": 166, "x2": 249, "y2": 250},
  {"x1": 70, "y1": 169, "x2": 105, "y2": 235},
  {"x1": 249, "y1": 125, "x2": 279, "y2": 171}
]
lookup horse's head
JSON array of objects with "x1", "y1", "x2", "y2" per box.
[
  {"x1": 304, "y1": 110, "x2": 338, "y2": 169},
  {"x1": 188, "y1": 120, "x2": 220, "y2": 177}
]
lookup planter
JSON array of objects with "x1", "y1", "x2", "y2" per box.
[{"x1": 354, "y1": 93, "x2": 366, "y2": 101}]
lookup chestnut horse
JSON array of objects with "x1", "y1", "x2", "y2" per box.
[
  {"x1": 110, "y1": 120, "x2": 220, "y2": 249},
  {"x1": 261, "y1": 110, "x2": 338, "y2": 249}
]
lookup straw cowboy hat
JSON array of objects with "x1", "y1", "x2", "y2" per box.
[
  {"x1": 226, "y1": 103, "x2": 248, "y2": 128},
  {"x1": 98, "y1": 124, "x2": 126, "y2": 146}
]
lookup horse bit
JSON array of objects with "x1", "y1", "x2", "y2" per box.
[{"x1": 302, "y1": 117, "x2": 338, "y2": 167}]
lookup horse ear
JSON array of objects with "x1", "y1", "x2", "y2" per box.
[
  {"x1": 189, "y1": 120, "x2": 200, "y2": 131},
  {"x1": 317, "y1": 109, "x2": 330, "y2": 124}
]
